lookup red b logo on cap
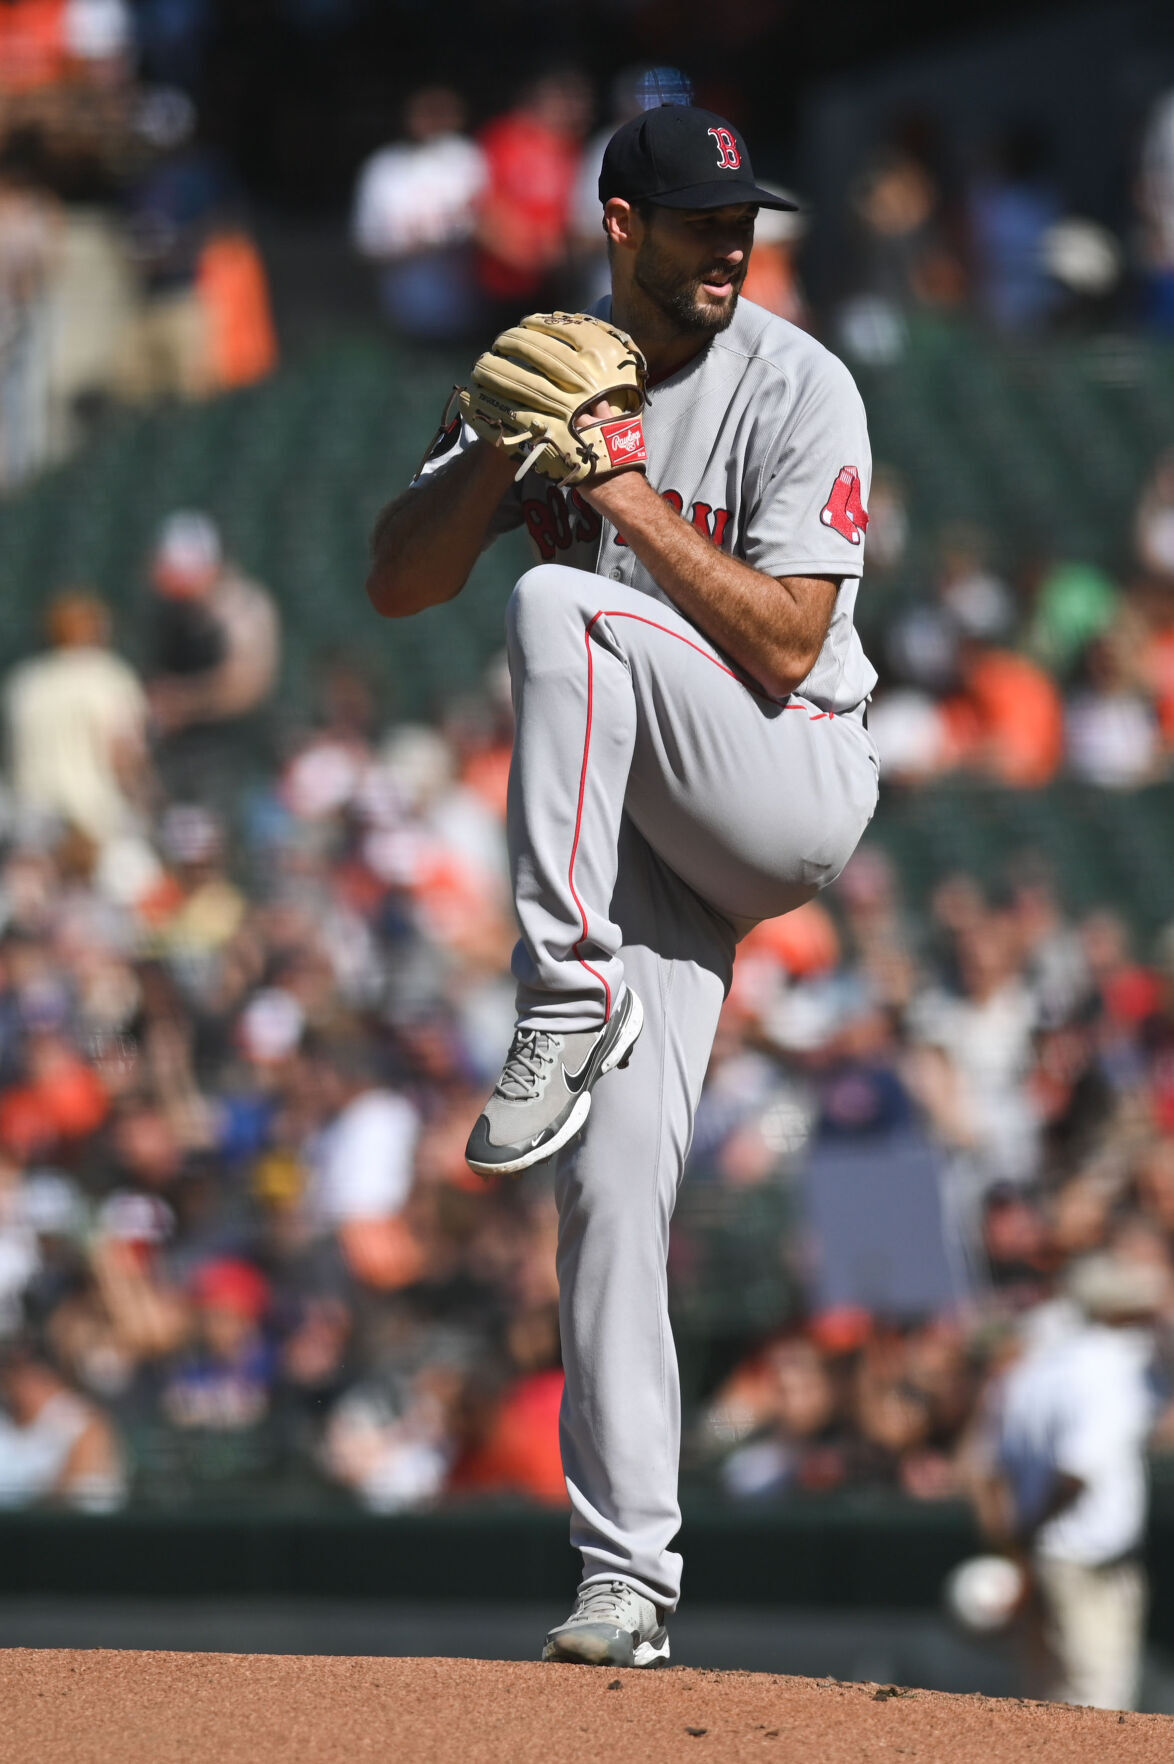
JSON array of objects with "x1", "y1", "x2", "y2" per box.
[{"x1": 707, "y1": 127, "x2": 741, "y2": 170}]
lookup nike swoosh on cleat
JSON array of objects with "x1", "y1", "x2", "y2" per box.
[{"x1": 562, "y1": 1052, "x2": 594, "y2": 1094}]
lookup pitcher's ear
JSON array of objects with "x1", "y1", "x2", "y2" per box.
[{"x1": 603, "y1": 197, "x2": 642, "y2": 253}]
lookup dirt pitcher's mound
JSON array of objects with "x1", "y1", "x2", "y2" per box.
[{"x1": 2, "y1": 1649, "x2": 1171, "y2": 1763}]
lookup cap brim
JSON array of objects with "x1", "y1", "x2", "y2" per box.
[{"x1": 649, "y1": 181, "x2": 798, "y2": 212}]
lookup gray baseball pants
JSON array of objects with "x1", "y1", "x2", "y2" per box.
[{"x1": 505, "y1": 563, "x2": 879, "y2": 1611}]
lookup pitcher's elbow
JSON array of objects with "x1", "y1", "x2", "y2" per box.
[
  {"x1": 760, "y1": 643, "x2": 820, "y2": 701},
  {"x1": 366, "y1": 564, "x2": 407, "y2": 618}
]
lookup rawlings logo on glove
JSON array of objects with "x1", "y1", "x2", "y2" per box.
[
  {"x1": 601, "y1": 418, "x2": 647, "y2": 468},
  {"x1": 456, "y1": 312, "x2": 649, "y2": 488}
]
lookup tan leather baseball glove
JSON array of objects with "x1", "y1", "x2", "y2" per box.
[{"x1": 458, "y1": 311, "x2": 648, "y2": 487}]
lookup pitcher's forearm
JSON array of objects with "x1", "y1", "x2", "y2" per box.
[
  {"x1": 582, "y1": 472, "x2": 837, "y2": 698},
  {"x1": 366, "y1": 442, "x2": 517, "y2": 618}
]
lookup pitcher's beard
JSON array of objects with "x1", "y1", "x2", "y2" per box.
[{"x1": 632, "y1": 242, "x2": 744, "y2": 336}]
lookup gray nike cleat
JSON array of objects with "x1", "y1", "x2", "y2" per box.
[
  {"x1": 465, "y1": 986, "x2": 643, "y2": 1178},
  {"x1": 543, "y1": 1579, "x2": 670, "y2": 1668}
]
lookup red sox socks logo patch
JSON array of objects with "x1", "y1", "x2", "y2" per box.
[
  {"x1": 820, "y1": 466, "x2": 869, "y2": 545},
  {"x1": 707, "y1": 127, "x2": 741, "y2": 170}
]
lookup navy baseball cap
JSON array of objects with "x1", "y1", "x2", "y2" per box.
[{"x1": 599, "y1": 105, "x2": 797, "y2": 212}]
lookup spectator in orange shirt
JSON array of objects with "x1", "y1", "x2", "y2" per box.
[
  {"x1": 448, "y1": 1303, "x2": 567, "y2": 1505},
  {"x1": 0, "y1": 0, "x2": 70, "y2": 95},
  {"x1": 475, "y1": 69, "x2": 592, "y2": 312},
  {"x1": 943, "y1": 640, "x2": 1065, "y2": 787}
]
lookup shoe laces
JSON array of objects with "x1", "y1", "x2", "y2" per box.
[
  {"x1": 572, "y1": 1581, "x2": 647, "y2": 1626},
  {"x1": 495, "y1": 1027, "x2": 563, "y2": 1102}
]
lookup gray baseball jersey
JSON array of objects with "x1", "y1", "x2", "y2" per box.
[
  {"x1": 417, "y1": 298, "x2": 877, "y2": 714},
  {"x1": 411, "y1": 297, "x2": 880, "y2": 1615}
]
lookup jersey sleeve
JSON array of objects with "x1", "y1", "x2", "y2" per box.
[
  {"x1": 740, "y1": 352, "x2": 872, "y2": 582},
  {"x1": 410, "y1": 411, "x2": 525, "y2": 540}
]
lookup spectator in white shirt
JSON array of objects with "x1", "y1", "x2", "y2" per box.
[
  {"x1": 974, "y1": 1253, "x2": 1168, "y2": 1710},
  {"x1": 910, "y1": 912, "x2": 1041, "y2": 1189},
  {"x1": 314, "y1": 1079, "x2": 419, "y2": 1225},
  {"x1": 0, "y1": 1346, "x2": 126, "y2": 1511},
  {"x1": 1065, "y1": 636, "x2": 1161, "y2": 789},
  {"x1": 352, "y1": 86, "x2": 486, "y2": 341},
  {"x1": 66, "y1": 0, "x2": 133, "y2": 75},
  {"x1": 5, "y1": 589, "x2": 150, "y2": 852},
  {"x1": 305, "y1": 1039, "x2": 422, "y2": 1290}
]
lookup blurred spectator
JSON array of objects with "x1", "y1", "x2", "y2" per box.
[
  {"x1": 936, "y1": 527, "x2": 1016, "y2": 646},
  {"x1": 873, "y1": 527, "x2": 1026, "y2": 784},
  {"x1": 0, "y1": 0, "x2": 73, "y2": 95},
  {"x1": 971, "y1": 1253, "x2": 1167, "y2": 1710},
  {"x1": 63, "y1": 0, "x2": 133, "y2": 81},
  {"x1": 146, "y1": 510, "x2": 280, "y2": 800},
  {"x1": 352, "y1": 85, "x2": 487, "y2": 342},
  {"x1": 968, "y1": 124, "x2": 1064, "y2": 333},
  {"x1": 1065, "y1": 636, "x2": 1161, "y2": 789},
  {"x1": 944, "y1": 640, "x2": 1065, "y2": 788},
  {"x1": 706, "y1": 1334, "x2": 850, "y2": 1500},
  {"x1": 196, "y1": 224, "x2": 277, "y2": 391},
  {"x1": 450, "y1": 1302, "x2": 566, "y2": 1505},
  {"x1": 162, "y1": 1257, "x2": 274, "y2": 1432},
  {"x1": 1038, "y1": 217, "x2": 1121, "y2": 327},
  {"x1": 910, "y1": 902, "x2": 1040, "y2": 1190},
  {"x1": 1026, "y1": 560, "x2": 1120, "y2": 680},
  {"x1": 303, "y1": 1036, "x2": 423, "y2": 1292},
  {"x1": 4, "y1": 588, "x2": 150, "y2": 858},
  {"x1": 849, "y1": 142, "x2": 961, "y2": 311},
  {"x1": 474, "y1": 69, "x2": 591, "y2": 314},
  {"x1": 0, "y1": 0, "x2": 131, "y2": 95},
  {"x1": 0, "y1": 1344, "x2": 126, "y2": 1509},
  {"x1": 115, "y1": 90, "x2": 228, "y2": 403},
  {"x1": 837, "y1": 125, "x2": 964, "y2": 362},
  {"x1": 0, "y1": 126, "x2": 60, "y2": 486},
  {"x1": 1009, "y1": 866, "x2": 1090, "y2": 1032},
  {"x1": 866, "y1": 688, "x2": 951, "y2": 785},
  {"x1": 323, "y1": 1326, "x2": 470, "y2": 1514}
]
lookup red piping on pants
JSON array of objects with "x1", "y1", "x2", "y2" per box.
[
  {"x1": 567, "y1": 613, "x2": 615, "y2": 1021},
  {"x1": 567, "y1": 608, "x2": 835, "y2": 1021}
]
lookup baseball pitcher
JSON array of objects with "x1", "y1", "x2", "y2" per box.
[{"x1": 367, "y1": 102, "x2": 880, "y2": 1667}]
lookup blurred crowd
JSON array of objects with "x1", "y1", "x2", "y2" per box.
[
  {"x1": 5, "y1": 26, "x2": 1174, "y2": 485},
  {"x1": 1, "y1": 501, "x2": 1174, "y2": 1525},
  {"x1": 692, "y1": 858, "x2": 1174, "y2": 1501},
  {"x1": 349, "y1": 66, "x2": 806, "y2": 341},
  {"x1": 865, "y1": 447, "x2": 1174, "y2": 790},
  {"x1": 347, "y1": 68, "x2": 1174, "y2": 350},
  {"x1": 0, "y1": 0, "x2": 277, "y2": 487}
]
